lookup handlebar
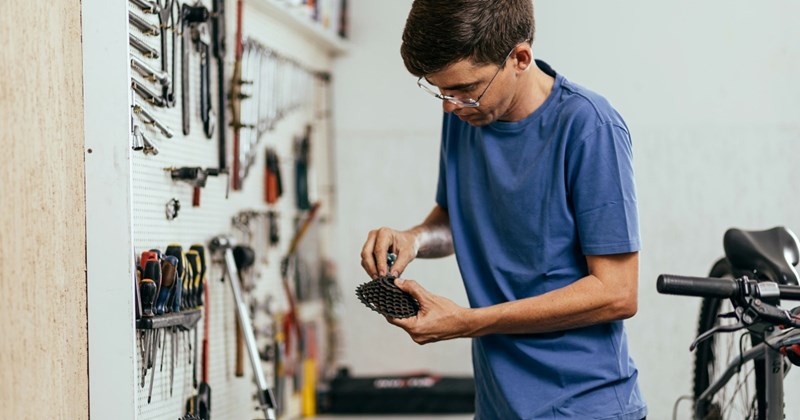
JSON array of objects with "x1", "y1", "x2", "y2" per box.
[{"x1": 657, "y1": 274, "x2": 800, "y2": 300}]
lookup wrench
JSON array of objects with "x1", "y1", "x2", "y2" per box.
[
  {"x1": 132, "y1": 101, "x2": 174, "y2": 138},
  {"x1": 129, "y1": 12, "x2": 159, "y2": 37},
  {"x1": 130, "y1": 34, "x2": 160, "y2": 59},
  {"x1": 131, "y1": 56, "x2": 171, "y2": 87}
]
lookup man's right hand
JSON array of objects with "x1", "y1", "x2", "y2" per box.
[{"x1": 360, "y1": 227, "x2": 418, "y2": 279}]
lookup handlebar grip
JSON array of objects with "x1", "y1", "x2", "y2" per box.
[{"x1": 657, "y1": 274, "x2": 738, "y2": 298}]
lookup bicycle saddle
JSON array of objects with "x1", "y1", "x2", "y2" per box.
[{"x1": 723, "y1": 226, "x2": 800, "y2": 285}]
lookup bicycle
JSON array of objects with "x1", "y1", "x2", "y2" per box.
[{"x1": 657, "y1": 226, "x2": 800, "y2": 420}]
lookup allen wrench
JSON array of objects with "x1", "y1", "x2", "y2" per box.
[
  {"x1": 129, "y1": 12, "x2": 160, "y2": 37},
  {"x1": 130, "y1": 34, "x2": 160, "y2": 59},
  {"x1": 131, "y1": 79, "x2": 166, "y2": 108},
  {"x1": 132, "y1": 100, "x2": 174, "y2": 138},
  {"x1": 131, "y1": 56, "x2": 171, "y2": 87},
  {"x1": 130, "y1": 0, "x2": 159, "y2": 14}
]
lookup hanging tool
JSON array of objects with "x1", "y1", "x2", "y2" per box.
[
  {"x1": 210, "y1": 236, "x2": 277, "y2": 420},
  {"x1": 130, "y1": 34, "x2": 160, "y2": 59},
  {"x1": 194, "y1": 21, "x2": 216, "y2": 139},
  {"x1": 130, "y1": 0, "x2": 158, "y2": 14},
  {"x1": 132, "y1": 79, "x2": 167, "y2": 108},
  {"x1": 198, "y1": 245, "x2": 212, "y2": 420},
  {"x1": 181, "y1": 3, "x2": 211, "y2": 135},
  {"x1": 133, "y1": 101, "x2": 174, "y2": 138},
  {"x1": 264, "y1": 148, "x2": 283, "y2": 204},
  {"x1": 157, "y1": 0, "x2": 179, "y2": 107},
  {"x1": 131, "y1": 56, "x2": 171, "y2": 88},
  {"x1": 131, "y1": 124, "x2": 145, "y2": 152},
  {"x1": 129, "y1": 12, "x2": 159, "y2": 36},
  {"x1": 166, "y1": 166, "x2": 224, "y2": 207},
  {"x1": 213, "y1": 0, "x2": 228, "y2": 172},
  {"x1": 233, "y1": 244, "x2": 256, "y2": 378},
  {"x1": 294, "y1": 126, "x2": 312, "y2": 210}
]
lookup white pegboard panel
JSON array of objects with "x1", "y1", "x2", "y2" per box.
[{"x1": 128, "y1": 0, "x2": 340, "y2": 419}]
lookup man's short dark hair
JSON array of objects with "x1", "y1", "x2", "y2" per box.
[{"x1": 401, "y1": 0, "x2": 535, "y2": 77}]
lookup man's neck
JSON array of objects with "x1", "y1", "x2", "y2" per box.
[{"x1": 499, "y1": 63, "x2": 555, "y2": 122}]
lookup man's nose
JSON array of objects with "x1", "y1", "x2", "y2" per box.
[{"x1": 442, "y1": 100, "x2": 460, "y2": 113}]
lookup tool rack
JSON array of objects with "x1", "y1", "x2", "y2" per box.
[{"x1": 82, "y1": 0, "x2": 346, "y2": 419}]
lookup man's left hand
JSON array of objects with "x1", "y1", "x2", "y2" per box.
[{"x1": 388, "y1": 278, "x2": 472, "y2": 344}]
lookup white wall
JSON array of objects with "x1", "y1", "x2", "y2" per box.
[{"x1": 334, "y1": 0, "x2": 800, "y2": 417}]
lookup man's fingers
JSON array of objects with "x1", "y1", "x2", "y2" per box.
[
  {"x1": 391, "y1": 250, "x2": 414, "y2": 277},
  {"x1": 394, "y1": 278, "x2": 429, "y2": 304},
  {"x1": 360, "y1": 230, "x2": 379, "y2": 278},
  {"x1": 373, "y1": 227, "x2": 395, "y2": 276}
]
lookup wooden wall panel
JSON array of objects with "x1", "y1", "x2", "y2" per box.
[{"x1": 0, "y1": 1, "x2": 88, "y2": 419}]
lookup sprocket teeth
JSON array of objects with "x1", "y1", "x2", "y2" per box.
[{"x1": 355, "y1": 276, "x2": 419, "y2": 318}]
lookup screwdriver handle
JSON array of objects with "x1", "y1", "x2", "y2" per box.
[
  {"x1": 165, "y1": 245, "x2": 185, "y2": 312},
  {"x1": 140, "y1": 279, "x2": 157, "y2": 317},
  {"x1": 183, "y1": 259, "x2": 194, "y2": 309},
  {"x1": 186, "y1": 251, "x2": 201, "y2": 308},
  {"x1": 190, "y1": 244, "x2": 207, "y2": 307},
  {"x1": 156, "y1": 257, "x2": 177, "y2": 314}
]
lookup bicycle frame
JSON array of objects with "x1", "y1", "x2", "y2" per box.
[{"x1": 695, "y1": 325, "x2": 800, "y2": 419}]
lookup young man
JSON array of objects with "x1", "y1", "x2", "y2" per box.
[{"x1": 360, "y1": 1, "x2": 647, "y2": 418}]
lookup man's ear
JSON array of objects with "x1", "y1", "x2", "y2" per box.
[{"x1": 513, "y1": 45, "x2": 533, "y2": 73}]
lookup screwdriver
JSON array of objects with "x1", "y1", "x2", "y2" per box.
[
  {"x1": 189, "y1": 244, "x2": 207, "y2": 307},
  {"x1": 186, "y1": 250, "x2": 201, "y2": 309},
  {"x1": 165, "y1": 244, "x2": 185, "y2": 313},
  {"x1": 157, "y1": 256, "x2": 178, "y2": 315}
]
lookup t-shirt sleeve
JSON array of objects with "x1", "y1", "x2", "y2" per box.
[
  {"x1": 566, "y1": 123, "x2": 640, "y2": 255},
  {"x1": 435, "y1": 114, "x2": 449, "y2": 209}
]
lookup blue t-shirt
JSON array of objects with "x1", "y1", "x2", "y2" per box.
[{"x1": 436, "y1": 60, "x2": 647, "y2": 419}]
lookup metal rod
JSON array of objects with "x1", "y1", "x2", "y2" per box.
[
  {"x1": 129, "y1": 12, "x2": 159, "y2": 36},
  {"x1": 130, "y1": 34, "x2": 160, "y2": 59}
]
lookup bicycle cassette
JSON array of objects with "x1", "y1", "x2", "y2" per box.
[{"x1": 356, "y1": 276, "x2": 419, "y2": 318}]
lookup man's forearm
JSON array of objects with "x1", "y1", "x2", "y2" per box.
[{"x1": 408, "y1": 205, "x2": 454, "y2": 258}]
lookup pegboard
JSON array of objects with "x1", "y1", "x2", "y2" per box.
[{"x1": 127, "y1": 0, "x2": 341, "y2": 419}]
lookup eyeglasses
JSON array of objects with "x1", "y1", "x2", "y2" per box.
[{"x1": 417, "y1": 46, "x2": 517, "y2": 108}]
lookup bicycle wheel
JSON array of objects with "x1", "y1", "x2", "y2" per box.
[{"x1": 693, "y1": 258, "x2": 766, "y2": 419}]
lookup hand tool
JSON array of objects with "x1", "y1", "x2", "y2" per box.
[
  {"x1": 132, "y1": 101, "x2": 174, "y2": 138},
  {"x1": 156, "y1": 256, "x2": 177, "y2": 315},
  {"x1": 157, "y1": 0, "x2": 179, "y2": 107},
  {"x1": 294, "y1": 126, "x2": 312, "y2": 210},
  {"x1": 130, "y1": 0, "x2": 158, "y2": 14},
  {"x1": 129, "y1": 11, "x2": 159, "y2": 36},
  {"x1": 181, "y1": 4, "x2": 211, "y2": 135},
  {"x1": 264, "y1": 148, "x2": 282, "y2": 204},
  {"x1": 132, "y1": 79, "x2": 166, "y2": 108},
  {"x1": 210, "y1": 236, "x2": 277, "y2": 420},
  {"x1": 232, "y1": 245, "x2": 255, "y2": 378},
  {"x1": 131, "y1": 124, "x2": 145, "y2": 152},
  {"x1": 197, "y1": 243, "x2": 212, "y2": 420},
  {"x1": 268, "y1": 210, "x2": 279, "y2": 246},
  {"x1": 129, "y1": 34, "x2": 160, "y2": 59},
  {"x1": 190, "y1": 244, "x2": 207, "y2": 307},
  {"x1": 164, "y1": 245, "x2": 185, "y2": 313},
  {"x1": 213, "y1": 0, "x2": 228, "y2": 173},
  {"x1": 229, "y1": 0, "x2": 248, "y2": 191},
  {"x1": 131, "y1": 55, "x2": 171, "y2": 87},
  {"x1": 166, "y1": 166, "x2": 223, "y2": 207},
  {"x1": 142, "y1": 131, "x2": 159, "y2": 156},
  {"x1": 193, "y1": 22, "x2": 216, "y2": 139},
  {"x1": 186, "y1": 251, "x2": 201, "y2": 309}
]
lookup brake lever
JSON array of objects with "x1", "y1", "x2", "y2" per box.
[{"x1": 690, "y1": 321, "x2": 747, "y2": 351}]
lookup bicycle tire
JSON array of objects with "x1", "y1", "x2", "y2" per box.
[{"x1": 693, "y1": 258, "x2": 767, "y2": 419}]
